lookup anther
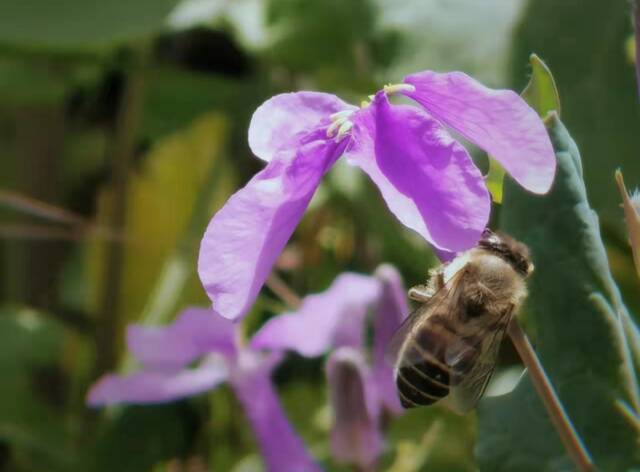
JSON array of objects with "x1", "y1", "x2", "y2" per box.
[
  {"x1": 383, "y1": 83, "x2": 416, "y2": 95},
  {"x1": 326, "y1": 119, "x2": 342, "y2": 138},
  {"x1": 336, "y1": 120, "x2": 354, "y2": 142},
  {"x1": 330, "y1": 110, "x2": 354, "y2": 122}
]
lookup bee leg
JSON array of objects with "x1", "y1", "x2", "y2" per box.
[
  {"x1": 410, "y1": 268, "x2": 446, "y2": 302},
  {"x1": 408, "y1": 284, "x2": 434, "y2": 302},
  {"x1": 431, "y1": 270, "x2": 446, "y2": 291}
]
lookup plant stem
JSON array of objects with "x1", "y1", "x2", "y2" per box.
[
  {"x1": 94, "y1": 46, "x2": 147, "y2": 375},
  {"x1": 266, "y1": 272, "x2": 301, "y2": 309},
  {"x1": 507, "y1": 318, "x2": 593, "y2": 471}
]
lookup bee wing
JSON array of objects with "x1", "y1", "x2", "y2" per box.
[
  {"x1": 385, "y1": 267, "x2": 469, "y2": 369},
  {"x1": 443, "y1": 306, "x2": 515, "y2": 414}
]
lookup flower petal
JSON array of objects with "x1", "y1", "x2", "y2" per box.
[
  {"x1": 347, "y1": 92, "x2": 490, "y2": 252},
  {"x1": 371, "y1": 265, "x2": 408, "y2": 414},
  {"x1": 127, "y1": 307, "x2": 236, "y2": 371},
  {"x1": 230, "y1": 350, "x2": 321, "y2": 472},
  {"x1": 403, "y1": 70, "x2": 556, "y2": 193},
  {"x1": 249, "y1": 92, "x2": 356, "y2": 162},
  {"x1": 250, "y1": 273, "x2": 381, "y2": 357},
  {"x1": 198, "y1": 132, "x2": 344, "y2": 321},
  {"x1": 327, "y1": 347, "x2": 383, "y2": 469},
  {"x1": 86, "y1": 357, "x2": 228, "y2": 406}
]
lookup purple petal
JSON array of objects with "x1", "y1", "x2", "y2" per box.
[
  {"x1": 327, "y1": 347, "x2": 383, "y2": 469},
  {"x1": 250, "y1": 273, "x2": 381, "y2": 357},
  {"x1": 347, "y1": 92, "x2": 490, "y2": 252},
  {"x1": 127, "y1": 307, "x2": 237, "y2": 370},
  {"x1": 230, "y1": 350, "x2": 321, "y2": 472},
  {"x1": 87, "y1": 357, "x2": 228, "y2": 406},
  {"x1": 372, "y1": 265, "x2": 408, "y2": 414},
  {"x1": 403, "y1": 70, "x2": 556, "y2": 193},
  {"x1": 198, "y1": 133, "x2": 345, "y2": 321},
  {"x1": 249, "y1": 92, "x2": 356, "y2": 162},
  {"x1": 433, "y1": 247, "x2": 457, "y2": 262}
]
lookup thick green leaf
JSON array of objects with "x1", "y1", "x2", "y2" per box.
[
  {"x1": 476, "y1": 115, "x2": 640, "y2": 470},
  {"x1": 521, "y1": 53, "x2": 561, "y2": 118},
  {"x1": 0, "y1": 0, "x2": 180, "y2": 53}
]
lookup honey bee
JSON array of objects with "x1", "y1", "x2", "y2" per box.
[{"x1": 390, "y1": 229, "x2": 534, "y2": 413}]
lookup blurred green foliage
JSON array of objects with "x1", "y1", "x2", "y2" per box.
[
  {"x1": 0, "y1": 0, "x2": 180, "y2": 52},
  {"x1": 0, "y1": 0, "x2": 639, "y2": 470}
]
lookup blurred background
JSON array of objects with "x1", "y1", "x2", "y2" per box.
[{"x1": 1, "y1": 0, "x2": 638, "y2": 470}]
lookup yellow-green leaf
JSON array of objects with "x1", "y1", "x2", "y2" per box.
[
  {"x1": 486, "y1": 54, "x2": 560, "y2": 204},
  {"x1": 522, "y1": 53, "x2": 561, "y2": 119},
  {"x1": 89, "y1": 113, "x2": 232, "y2": 326},
  {"x1": 486, "y1": 157, "x2": 506, "y2": 204}
]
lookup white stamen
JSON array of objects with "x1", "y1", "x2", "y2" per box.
[
  {"x1": 326, "y1": 119, "x2": 342, "y2": 138},
  {"x1": 336, "y1": 120, "x2": 354, "y2": 142},
  {"x1": 330, "y1": 109, "x2": 354, "y2": 122},
  {"x1": 383, "y1": 83, "x2": 416, "y2": 95}
]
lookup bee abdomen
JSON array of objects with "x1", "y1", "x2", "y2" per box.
[
  {"x1": 395, "y1": 322, "x2": 459, "y2": 409},
  {"x1": 396, "y1": 360, "x2": 450, "y2": 408}
]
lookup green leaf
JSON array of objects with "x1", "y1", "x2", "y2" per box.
[
  {"x1": 0, "y1": 0, "x2": 180, "y2": 53},
  {"x1": 521, "y1": 53, "x2": 561, "y2": 118},
  {"x1": 476, "y1": 115, "x2": 640, "y2": 470}
]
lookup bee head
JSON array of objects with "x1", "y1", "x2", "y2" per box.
[{"x1": 478, "y1": 229, "x2": 533, "y2": 277}]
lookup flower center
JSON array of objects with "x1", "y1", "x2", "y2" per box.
[
  {"x1": 325, "y1": 83, "x2": 416, "y2": 142},
  {"x1": 326, "y1": 109, "x2": 355, "y2": 142}
]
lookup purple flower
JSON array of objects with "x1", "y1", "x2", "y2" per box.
[
  {"x1": 198, "y1": 71, "x2": 556, "y2": 321},
  {"x1": 251, "y1": 265, "x2": 409, "y2": 468},
  {"x1": 87, "y1": 308, "x2": 321, "y2": 472},
  {"x1": 88, "y1": 265, "x2": 408, "y2": 470}
]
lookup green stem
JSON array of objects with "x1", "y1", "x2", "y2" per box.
[
  {"x1": 94, "y1": 46, "x2": 147, "y2": 375},
  {"x1": 507, "y1": 318, "x2": 593, "y2": 471}
]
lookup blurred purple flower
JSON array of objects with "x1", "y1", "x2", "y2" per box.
[
  {"x1": 87, "y1": 308, "x2": 321, "y2": 472},
  {"x1": 199, "y1": 71, "x2": 556, "y2": 321},
  {"x1": 327, "y1": 348, "x2": 382, "y2": 470},
  {"x1": 251, "y1": 265, "x2": 409, "y2": 468},
  {"x1": 88, "y1": 264, "x2": 408, "y2": 470}
]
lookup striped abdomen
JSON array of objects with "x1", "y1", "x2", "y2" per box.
[{"x1": 395, "y1": 316, "x2": 477, "y2": 409}]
